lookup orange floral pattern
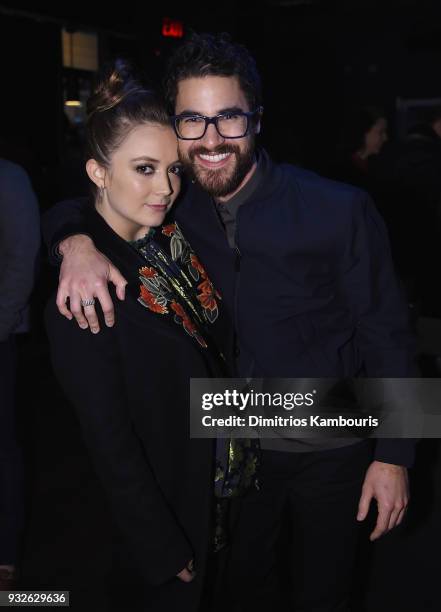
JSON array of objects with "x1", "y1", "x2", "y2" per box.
[
  {"x1": 135, "y1": 221, "x2": 221, "y2": 349},
  {"x1": 190, "y1": 254, "x2": 205, "y2": 276},
  {"x1": 139, "y1": 266, "x2": 157, "y2": 279},
  {"x1": 139, "y1": 285, "x2": 168, "y2": 314},
  {"x1": 197, "y1": 280, "x2": 219, "y2": 314},
  {"x1": 161, "y1": 223, "x2": 176, "y2": 237},
  {"x1": 188, "y1": 255, "x2": 221, "y2": 323},
  {"x1": 171, "y1": 301, "x2": 208, "y2": 348}
]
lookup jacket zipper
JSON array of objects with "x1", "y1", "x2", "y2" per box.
[{"x1": 233, "y1": 212, "x2": 242, "y2": 369}]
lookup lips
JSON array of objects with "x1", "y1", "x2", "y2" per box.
[
  {"x1": 196, "y1": 152, "x2": 233, "y2": 168},
  {"x1": 144, "y1": 203, "x2": 169, "y2": 212}
]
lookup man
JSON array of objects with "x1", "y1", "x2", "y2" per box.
[
  {"x1": 43, "y1": 33, "x2": 415, "y2": 611},
  {"x1": 0, "y1": 159, "x2": 40, "y2": 590}
]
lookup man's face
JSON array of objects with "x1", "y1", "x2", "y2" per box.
[{"x1": 175, "y1": 75, "x2": 259, "y2": 198}]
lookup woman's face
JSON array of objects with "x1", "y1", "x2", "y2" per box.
[
  {"x1": 95, "y1": 123, "x2": 182, "y2": 241},
  {"x1": 364, "y1": 118, "x2": 388, "y2": 157}
]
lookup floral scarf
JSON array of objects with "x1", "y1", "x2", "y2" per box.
[{"x1": 131, "y1": 221, "x2": 260, "y2": 551}]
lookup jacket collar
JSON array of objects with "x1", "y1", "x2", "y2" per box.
[{"x1": 175, "y1": 148, "x2": 283, "y2": 222}]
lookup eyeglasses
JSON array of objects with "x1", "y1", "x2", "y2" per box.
[{"x1": 171, "y1": 107, "x2": 263, "y2": 140}]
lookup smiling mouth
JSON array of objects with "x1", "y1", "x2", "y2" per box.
[{"x1": 197, "y1": 152, "x2": 232, "y2": 167}]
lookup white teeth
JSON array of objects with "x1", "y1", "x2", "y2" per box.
[{"x1": 199, "y1": 153, "x2": 230, "y2": 163}]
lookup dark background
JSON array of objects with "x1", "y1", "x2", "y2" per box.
[
  {"x1": 3, "y1": 0, "x2": 441, "y2": 195},
  {"x1": 1, "y1": 1, "x2": 440, "y2": 610}
]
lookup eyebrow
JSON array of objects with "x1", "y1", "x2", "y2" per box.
[
  {"x1": 177, "y1": 106, "x2": 246, "y2": 116},
  {"x1": 131, "y1": 156, "x2": 182, "y2": 167},
  {"x1": 131, "y1": 156, "x2": 160, "y2": 163}
]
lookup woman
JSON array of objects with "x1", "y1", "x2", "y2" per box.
[
  {"x1": 334, "y1": 106, "x2": 389, "y2": 193},
  {"x1": 45, "y1": 61, "x2": 257, "y2": 611}
]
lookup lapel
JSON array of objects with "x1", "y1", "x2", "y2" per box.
[
  {"x1": 173, "y1": 181, "x2": 237, "y2": 315},
  {"x1": 84, "y1": 206, "x2": 226, "y2": 361}
]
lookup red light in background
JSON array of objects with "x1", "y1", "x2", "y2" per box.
[{"x1": 162, "y1": 17, "x2": 184, "y2": 38}]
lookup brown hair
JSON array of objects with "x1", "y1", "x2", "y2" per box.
[
  {"x1": 164, "y1": 32, "x2": 262, "y2": 113},
  {"x1": 86, "y1": 59, "x2": 170, "y2": 175}
]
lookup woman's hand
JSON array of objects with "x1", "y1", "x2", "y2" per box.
[{"x1": 56, "y1": 234, "x2": 127, "y2": 333}]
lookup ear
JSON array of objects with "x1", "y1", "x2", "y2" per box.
[
  {"x1": 254, "y1": 106, "x2": 264, "y2": 135},
  {"x1": 86, "y1": 158, "x2": 107, "y2": 189}
]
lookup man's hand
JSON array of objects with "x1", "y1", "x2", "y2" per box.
[
  {"x1": 56, "y1": 235, "x2": 127, "y2": 333},
  {"x1": 176, "y1": 560, "x2": 195, "y2": 583},
  {"x1": 357, "y1": 460, "x2": 409, "y2": 541}
]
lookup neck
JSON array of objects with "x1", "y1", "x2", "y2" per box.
[
  {"x1": 215, "y1": 158, "x2": 258, "y2": 203},
  {"x1": 95, "y1": 200, "x2": 150, "y2": 242}
]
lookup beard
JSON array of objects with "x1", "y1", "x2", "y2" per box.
[{"x1": 179, "y1": 137, "x2": 256, "y2": 198}]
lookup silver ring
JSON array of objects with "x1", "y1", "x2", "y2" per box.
[{"x1": 81, "y1": 298, "x2": 96, "y2": 307}]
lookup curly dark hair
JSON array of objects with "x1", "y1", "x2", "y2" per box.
[{"x1": 163, "y1": 31, "x2": 262, "y2": 112}]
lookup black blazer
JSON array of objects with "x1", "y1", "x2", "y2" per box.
[
  {"x1": 172, "y1": 151, "x2": 418, "y2": 465},
  {"x1": 45, "y1": 208, "x2": 226, "y2": 610}
]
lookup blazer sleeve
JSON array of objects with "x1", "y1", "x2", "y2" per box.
[
  {"x1": 44, "y1": 300, "x2": 193, "y2": 585},
  {"x1": 0, "y1": 162, "x2": 40, "y2": 340},
  {"x1": 42, "y1": 198, "x2": 91, "y2": 264},
  {"x1": 340, "y1": 191, "x2": 419, "y2": 467}
]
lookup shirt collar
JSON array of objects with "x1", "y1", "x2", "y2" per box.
[{"x1": 214, "y1": 150, "x2": 266, "y2": 221}]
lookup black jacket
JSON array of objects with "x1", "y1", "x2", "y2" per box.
[
  {"x1": 45, "y1": 208, "x2": 226, "y2": 610},
  {"x1": 173, "y1": 153, "x2": 418, "y2": 465},
  {"x1": 0, "y1": 159, "x2": 40, "y2": 340}
]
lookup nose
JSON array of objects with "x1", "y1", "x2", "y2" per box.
[
  {"x1": 200, "y1": 121, "x2": 225, "y2": 149},
  {"x1": 153, "y1": 170, "x2": 173, "y2": 197}
]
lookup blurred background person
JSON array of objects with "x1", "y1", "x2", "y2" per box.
[
  {"x1": 332, "y1": 105, "x2": 389, "y2": 197},
  {"x1": 0, "y1": 159, "x2": 40, "y2": 590},
  {"x1": 330, "y1": 106, "x2": 415, "y2": 306}
]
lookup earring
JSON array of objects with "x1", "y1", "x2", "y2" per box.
[{"x1": 99, "y1": 186, "x2": 105, "y2": 200}]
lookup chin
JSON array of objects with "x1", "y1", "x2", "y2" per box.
[
  {"x1": 199, "y1": 169, "x2": 234, "y2": 191},
  {"x1": 147, "y1": 210, "x2": 168, "y2": 222}
]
